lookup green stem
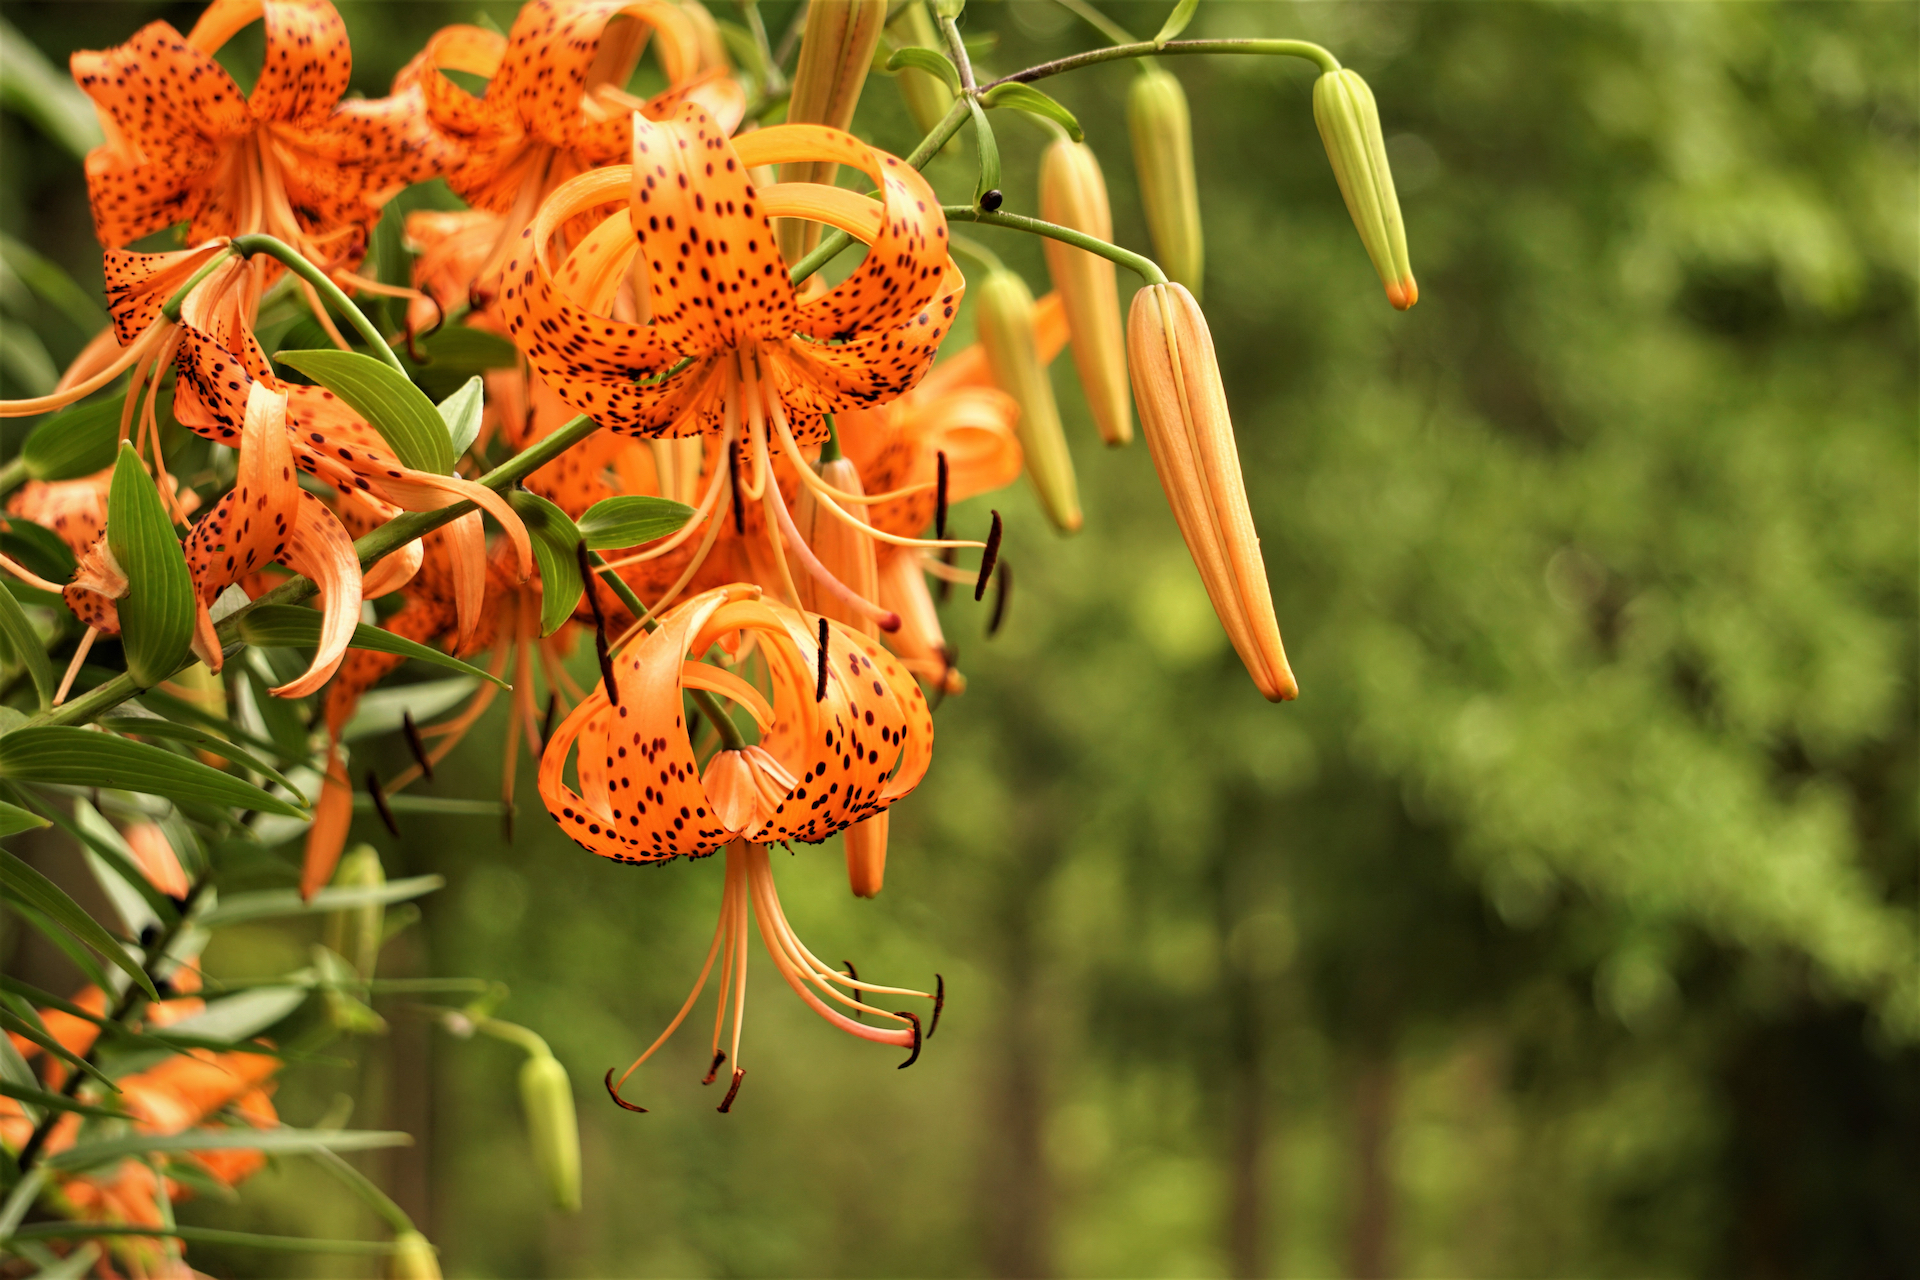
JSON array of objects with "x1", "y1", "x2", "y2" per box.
[
  {"x1": 788, "y1": 96, "x2": 973, "y2": 288},
  {"x1": 1049, "y1": 0, "x2": 1137, "y2": 46},
  {"x1": 818, "y1": 413, "x2": 841, "y2": 464},
  {"x1": 982, "y1": 38, "x2": 1340, "y2": 89},
  {"x1": 309, "y1": 1147, "x2": 418, "y2": 1235},
  {"x1": 26, "y1": 412, "x2": 615, "y2": 730},
  {"x1": 942, "y1": 205, "x2": 1169, "y2": 284},
  {"x1": 160, "y1": 247, "x2": 239, "y2": 323},
  {"x1": 229, "y1": 234, "x2": 404, "y2": 374},
  {"x1": 946, "y1": 233, "x2": 1008, "y2": 275},
  {"x1": 739, "y1": 0, "x2": 785, "y2": 94},
  {"x1": 473, "y1": 1017, "x2": 552, "y2": 1058},
  {"x1": 0, "y1": 455, "x2": 27, "y2": 498},
  {"x1": 939, "y1": 13, "x2": 979, "y2": 94}
]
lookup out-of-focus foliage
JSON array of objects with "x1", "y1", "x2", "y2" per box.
[{"x1": 3, "y1": 2, "x2": 1914, "y2": 1278}]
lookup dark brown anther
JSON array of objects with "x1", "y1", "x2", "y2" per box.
[
  {"x1": 974, "y1": 510, "x2": 1002, "y2": 602},
  {"x1": 937, "y1": 546, "x2": 955, "y2": 604},
  {"x1": 366, "y1": 771, "x2": 399, "y2": 836},
  {"x1": 716, "y1": 1067, "x2": 745, "y2": 1112},
  {"x1": 576, "y1": 540, "x2": 619, "y2": 706},
  {"x1": 929, "y1": 974, "x2": 945, "y2": 1039},
  {"x1": 843, "y1": 961, "x2": 863, "y2": 1021},
  {"x1": 502, "y1": 805, "x2": 515, "y2": 844},
  {"x1": 895, "y1": 1011, "x2": 924, "y2": 1069},
  {"x1": 701, "y1": 1049, "x2": 727, "y2": 1086},
  {"x1": 603, "y1": 1068, "x2": 648, "y2": 1113},
  {"x1": 816, "y1": 617, "x2": 829, "y2": 702},
  {"x1": 540, "y1": 692, "x2": 558, "y2": 750},
  {"x1": 728, "y1": 440, "x2": 746, "y2": 536},
  {"x1": 987, "y1": 561, "x2": 1010, "y2": 637},
  {"x1": 935, "y1": 450, "x2": 950, "y2": 539},
  {"x1": 402, "y1": 712, "x2": 434, "y2": 780}
]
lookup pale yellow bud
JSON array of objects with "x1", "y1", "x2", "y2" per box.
[
  {"x1": 1039, "y1": 138, "x2": 1133, "y2": 447},
  {"x1": 975, "y1": 269, "x2": 1082, "y2": 534},
  {"x1": 518, "y1": 1052, "x2": 582, "y2": 1212},
  {"x1": 388, "y1": 1231, "x2": 441, "y2": 1280},
  {"x1": 778, "y1": 0, "x2": 890, "y2": 262},
  {"x1": 888, "y1": 1, "x2": 954, "y2": 136},
  {"x1": 795, "y1": 456, "x2": 881, "y2": 637},
  {"x1": 323, "y1": 844, "x2": 386, "y2": 979},
  {"x1": 1127, "y1": 67, "x2": 1204, "y2": 296},
  {"x1": 1126, "y1": 283, "x2": 1296, "y2": 702},
  {"x1": 1313, "y1": 68, "x2": 1417, "y2": 310}
]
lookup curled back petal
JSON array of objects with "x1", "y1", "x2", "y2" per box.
[
  {"x1": 271, "y1": 492, "x2": 364, "y2": 698},
  {"x1": 189, "y1": 0, "x2": 353, "y2": 125}
]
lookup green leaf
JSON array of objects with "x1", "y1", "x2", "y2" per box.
[
  {"x1": 98, "y1": 714, "x2": 307, "y2": 799},
  {"x1": 240, "y1": 660, "x2": 314, "y2": 761},
  {"x1": 0, "y1": 1006, "x2": 120, "y2": 1090},
  {"x1": 197, "y1": 875, "x2": 445, "y2": 928},
  {"x1": 73, "y1": 799, "x2": 167, "y2": 936},
  {"x1": 20, "y1": 393, "x2": 134, "y2": 482},
  {"x1": 159, "y1": 987, "x2": 307, "y2": 1040},
  {"x1": 0, "y1": 1081, "x2": 134, "y2": 1122},
  {"x1": 981, "y1": 82, "x2": 1085, "y2": 142},
  {"x1": 0, "y1": 800, "x2": 50, "y2": 837},
  {"x1": 0, "y1": 848, "x2": 158, "y2": 1002},
  {"x1": 236, "y1": 605, "x2": 508, "y2": 688},
  {"x1": 0, "y1": 21, "x2": 104, "y2": 161},
  {"x1": 135, "y1": 686, "x2": 285, "y2": 759},
  {"x1": 0, "y1": 517, "x2": 76, "y2": 583},
  {"x1": 401, "y1": 327, "x2": 521, "y2": 398},
  {"x1": 437, "y1": 375, "x2": 486, "y2": 457},
  {"x1": 0, "y1": 974, "x2": 110, "y2": 1023},
  {"x1": 5, "y1": 900, "x2": 114, "y2": 994},
  {"x1": 507, "y1": 491, "x2": 584, "y2": 636},
  {"x1": 576, "y1": 495, "x2": 696, "y2": 550},
  {"x1": 886, "y1": 46, "x2": 962, "y2": 93},
  {"x1": 12, "y1": 792, "x2": 180, "y2": 929},
  {"x1": 47, "y1": 1126, "x2": 413, "y2": 1171},
  {"x1": 968, "y1": 97, "x2": 1002, "y2": 200},
  {"x1": 1152, "y1": 0, "x2": 1201, "y2": 45},
  {"x1": 340, "y1": 677, "x2": 475, "y2": 742},
  {"x1": 3, "y1": 1223, "x2": 404, "y2": 1256},
  {"x1": 0, "y1": 584, "x2": 53, "y2": 709},
  {"x1": 107, "y1": 443, "x2": 195, "y2": 687},
  {"x1": 274, "y1": 349, "x2": 454, "y2": 475},
  {"x1": 0, "y1": 727, "x2": 306, "y2": 818}
]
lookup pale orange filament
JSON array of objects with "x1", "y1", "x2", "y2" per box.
[{"x1": 53, "y1": 628, "x2": 100, "y2": 707}]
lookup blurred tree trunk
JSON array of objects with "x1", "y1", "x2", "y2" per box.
[
  {"x1": 1346, "y1": 1054, "x2": 1396, "y2": 1280},
  {"x1": 979, "y1": 853, "x2": 1052, "y2": 1279}
]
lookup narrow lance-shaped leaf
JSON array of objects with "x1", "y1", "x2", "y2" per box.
[
  {"x1": 0, "y1": 727, "x2": 307, "y2": 818},
  {"x1": 507, "y1": 491, "x2": 584, "y2": 636},
  {"x1": 0, "y1": 1081, "x2": 134, "y2": 1122},
  {"x1": 0, "y1": 1006, "x2": 122, "y2": 1089},
  {"x1": 198, "y1": 875, "x2": 446, "y2": 928},
  {"x1": 437, "y1": 375, "x2": 486, "y2": 457},
  {"x1": 236, "y1": 605, "x2": 509, "y2": 688},
  {"x1": 0, "y1": 847, "x2": 158, "y2": 1001},
  {"x1": 0, "y1": 799, "x2": 49, "y2": 838},
  {"x1": 275, "y1": 350, "x2": 455, "y2": 475},
  {"x1": 21, "y1": 393, "x2": 130, "y2": 482},
  {"x1": 97, "y1": 714, "x2": 307, "y2": 799},
  {"x1": 47, "y1": 1126, "x2": 414, "y2": 1171},
  {"x1": 108, "y1": 442, "x2": 195, "y2": 687},
  {"x1": 1152, "y1": 0, "x2": 1202, "y2": 45},
  {"x1": 0, "y1": 585, "x2": 55, "y2": 710},
  {"x1": 982, "y1": 83, "x2": 1084, "y2": 142},
  {"x1": 576, "y1": 495, "x2": 696, "y2": 550},
  {"x1": 885, "y1": 45, "x2": 961, "y2": 93}
]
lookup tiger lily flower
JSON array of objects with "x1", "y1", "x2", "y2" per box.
[
  {"x1": 398, "y1": 0, "x2": 744, "y2": 310},
  {"x1": 71, "y1": 0, "x2": 447, "y2": 301},
  {"x1": 539, "y1": 585, "x2": 938, "y2": 1109},
  {"x1": 500, "y1": 105, "x2": 970, "y2": 633}
]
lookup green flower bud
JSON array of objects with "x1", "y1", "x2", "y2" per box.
[
  {"x1": 1313, "y1": 68, "x2": 1417, "y2": 310},
  {"x1": 388, "y1": 1231, "x2": 441, "y2": 1280},
  {"x1": 1127, "y1": 66, "x2": 1204, "y2": 296},
  {"x1": 779, "y1": 0, "x2": 890, "y2": 263},
  {"x1": 519, "y1": 1052, "x2": 582, "y2": 1212},
  {"x1": 323, "y1": 843, "x2": 385, "y2": 979},
  {"x1": 888, "y1": 2, "x2": 954, "y2": 137},
  {"x1": 976, "y1": 269, "x2": 1082, "y2": 534}
]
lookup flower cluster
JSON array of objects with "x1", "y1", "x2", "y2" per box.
[{"x1": 1, "y1": 0, "x2": 1414, "y2": 1254}]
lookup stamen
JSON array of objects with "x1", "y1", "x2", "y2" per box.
[
  {"x1": 402, "y1": 713, "x2": 434, "y2": 780},
  {"x1": 52, "y1": 628, "x2": 99, "y2": 707},
  {"x1": 988, "y1": 561, "x2": 1011, "y2": 637},
  {"x1": 894, "y1": 1011, "x2": 924, "y2": 1069},
  {"x1": 766, "y1": 469, "x2": 900, "y2": 630},
  {"x1": 843, "y1": 961, "x2": 863, "y2": 1021},
  {"x1": 975, "y1": 511, "x2": 1003, "y2": 601},
  {"x1": 930, "y1": 975, "x2": 945, "y2": 1039},
  {"x1": 936, "y1": 450, "x2": 950, "y2": 539},
  {"x1": 0, "y1": 552, "x2": 68, "y2": 595},
  {"x1": 937, "y1": 546, "x2": 955, "y2": 603},
  {"x1": 366, "y1": 771, "x2": 400, "y2": 836},
  {"x1": 816, "y1": 618, "x2": 829, "y2": 701},
  {"x1": 603, "y1": 1069, "x2": 648, "y2": 1112},
  {"x1": 701, "y1": 1050, "x2": 727, "y2": 1087},
  {"x1": 576, "y1": 541, "x2": 620, "y2": 706},
  {"x1": 728, "y1": 440, "x2": 746, "y2": 536},
  {"x1": 716, "y1": 1068, "x2": 745, "y2": 1113},
  {"x1": 540, "y1": 692, "x2": 559, "y2": 750}
]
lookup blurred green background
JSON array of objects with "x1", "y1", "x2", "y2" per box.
[{"x1": 2, "y1": 1, "x2": 1916, "y2": 1276}]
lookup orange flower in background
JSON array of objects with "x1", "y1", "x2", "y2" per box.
[
  {"x1": 539, "y1": 585, "x2": 939, "y2": 1109},
  {"x1": 72, "y1": 0, "x2": 448, "y2": 280}
]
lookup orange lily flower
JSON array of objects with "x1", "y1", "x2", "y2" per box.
[
  {"x1": 71, "y1": 0, "x2": 448, "y2": 285},
  {"x1": 540, "y1": 585, "x2": 939, "y2": 1108}
]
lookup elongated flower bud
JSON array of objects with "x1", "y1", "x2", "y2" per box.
[
  {"x1": 1127, "y1": 67, "x2": 1204, "y2": 295},
  {"x1": 1039, "y1": 138, "x2": 1133, "y2": 447},
  {"x1": 389, "y1": 1231, "x2": 442, "y2": 1280},
  {"x1": 518, "y1": 1052, "x2": 582, "y2": 1212},
  {"x1": 845, "y1": 811, "x2": 888, "y2": 898},
  {"x1": 123, "y1": 822, "x2": 190, "y2": 899},
  {"x1": 888, "y1": 1, "x2": 954, "y2": 136},
  {"x1": 1127, "y1": 284, "x2": 1296, "y2": 701},
  {"x1": 975, "y1": 269, "x2": 1082, "y2": 534},
  {"x1": 779, "y1": 0, "x2": 890, "y2": 262},
  {"x1": 323, "y1": 844, "x2": 386, "y2": 979},
  {"x1": 796, "y1": 456, "x2": 882, "y2": 637},
  {"x1": 1313, "y1": 69, "x2": 1417, "y2": 310}
]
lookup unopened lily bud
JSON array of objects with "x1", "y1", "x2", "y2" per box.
[
  {"x1": 1313, "y1": 69, "x2": 1417, "y2": 310},
  {"x1": 388, "y1": 1231, "x2": 441, "y2": 1280},
  {"x1": 888, "y1": 2, "x2": 954, "y2": 136},
  {"x1": 975, "y1": 269, "x2": 1082, "y2": 534},
  {"x1": 323, "y1": 844, "x2": 386, "y2": 979},
  {"x1": 1039, "y1": 138, "x2": 1133, "y2": 447},
  {"x1": 779, "y1": 0, "x2": 890, "y2": 262},
  {"x1": 123, "y1": 822, "x2": 190, "y2": 900},
  {"x1": 1127, "y1": 67, "x2": 1204, "y2": 295},
  {"x1": 795, "y1": 457, "x2": 881, "y2": 638},
  {"x1": 1127, "y1": 283, "x2": 1297, "y2": 701},
  {"x1": 844, "y1": 812, "x2": 889, "y2": 898},
  {"x1": 518, "y1": 1052, "x2": 582, "y2": 1212}
]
